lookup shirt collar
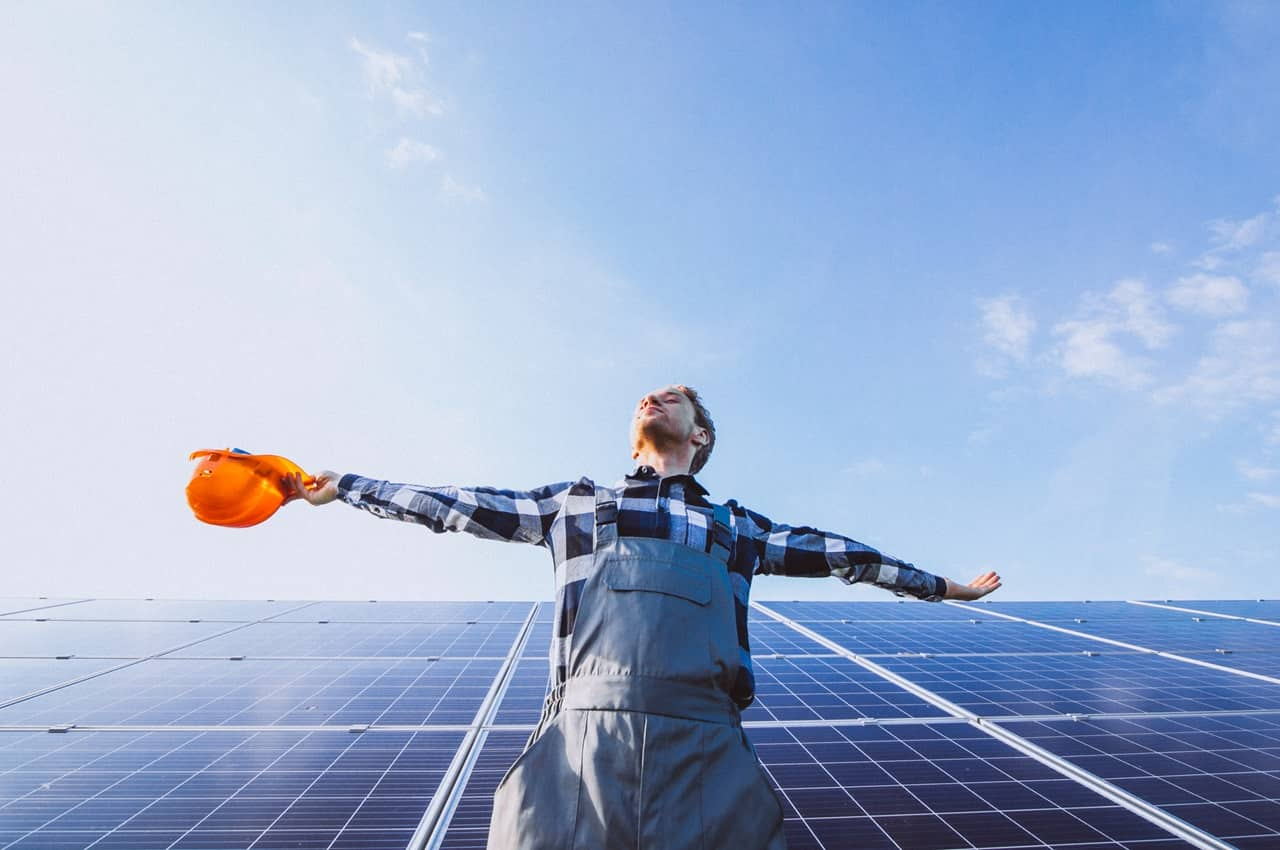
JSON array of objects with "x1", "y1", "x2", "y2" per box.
[{"x1": 626, "y1": 465, "x2": 709, "y2": 496}]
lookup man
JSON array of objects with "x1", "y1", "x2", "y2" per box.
[{"x1": 292, "y1": 385, "x2": 1001, "y2": 849}]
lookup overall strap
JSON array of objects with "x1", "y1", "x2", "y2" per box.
[
  {"x1": 709, "y1": 502, "x2": 734, "y2": 564},
  {"x1": 594, "y1": 486, "x2": 618, "y2": 548}
]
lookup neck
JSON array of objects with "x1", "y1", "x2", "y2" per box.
[{"x1": 632, "y1": 446, "x2": 695, "y2": 478}]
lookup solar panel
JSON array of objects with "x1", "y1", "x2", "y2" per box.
[
  {"x1": 745, "y1": 619, "x2": 833, "y2": 655},
  {"x1": 166, "y1": 621, "x2": 524, "y2": 659},
  {"x1": 1001, "y1": 714, "x2": 1280, "y2": 850},
  {"x1": 518, "y1": 620, "x2": 552, "y2": 658},
  {"x1": 0, "y1": 658, "x2": 501, "y2": 727},
  {"x1": 743, "y1": 657, "x2": 945, "y2": 723},
  {"x1": 0, "y1": 620, "x2": 241, "y2": 659},
  {"x1": 0, "y1": 658, "x2": 126, "y2": 705},
  {"x1": 429, "y1": 722, "x2": 1198, "y2": 850},
  {"x1": 270, "y1": 602, "x2": 533, "y2": 623},
  {"x1": 1143, "y1": 600, "x2": 1280, "y2": 621},
  {"x1": 489, "y1": 658, "x2": 552, "y2": 727},
  {"x1": 9, "y1": 597, "x2": 1276, "y2": 850},
  {"x1": 1178, "y1": 650, "x2": 1280, "y2": 679},
  {"x1": 1052, "y1": 618, "x2": 1280, "y2": 655},
  {"x1": 0, "y1": 728, "x2": 464, "y2": 850},
  {"x1": 872, "y1": 651, "x2": 1280, "y2": 716},
  {"x1": 976, "y1": 601, "x2": 1174, "y2": 620},
  {"x1": 0, "y1": 600, "x2": 301, "y2": 622},
  {"x1": 0, "y1": 599, "x2": 87, "y2": 618},
  {"x1": 766, "y1": 601, "x2": 1005, "y2": 622},
  {"x1": 754, "y1": 722, "x2": 1196, "y2": 850},
  {"x1": 795, "y1": 619, "x2": 1105, "y2": 655},
  {"x1": 432, "y1": 729, "x2": 526, "y2": 850}
]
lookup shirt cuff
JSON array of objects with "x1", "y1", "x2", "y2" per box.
[
  {"x1": 337, "y1": 473, "x2": 363, "y2": 503},
  {"x1": 929, "y1": 575, "x2": 947, "y2": 602}
]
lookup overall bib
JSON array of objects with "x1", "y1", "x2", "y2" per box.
[{"x1": 487, "y1": 490, "x2": 787, "y2": 850}]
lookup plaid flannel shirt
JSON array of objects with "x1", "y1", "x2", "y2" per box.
[{"x1": 337, "y1": 465, "x2": 945, "y2": 708}]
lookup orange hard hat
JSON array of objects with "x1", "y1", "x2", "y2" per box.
[{"x1": 186, "y1": 448, "x2": 313, "y2": 528}]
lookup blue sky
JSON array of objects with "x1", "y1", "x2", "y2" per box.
[{"x1": 3, "y1": 2, "x2": 1278, "y2": 602}]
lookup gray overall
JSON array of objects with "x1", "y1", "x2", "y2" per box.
[{"x1": 487, "y1": 490, "x2": 787, "y2": 850}]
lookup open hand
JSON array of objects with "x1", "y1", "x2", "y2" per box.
[
  {"x1": 944, "y1": 571, "x2": 1002, "y2": 601},
  {"x1": 284, "y1": 470, "x2": 340, "y2": 506}
]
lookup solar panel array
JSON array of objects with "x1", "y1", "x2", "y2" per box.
[{"x1": 3, "y1": 596, "x2": 1278, "y2": 849}]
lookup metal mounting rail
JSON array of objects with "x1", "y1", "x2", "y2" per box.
[
  {"x1": 753, "y1": 601, "x2": 1237, "y2": 850},
  {"x1": 0, "y1": 598, "x2": 94, "y2": 617},
  {"x1": 1129, "y1": 598, "x2": 1280, "y2": 627},
  {"x1": 947, "y1": 600, "x2": 1280, "y2": 686},
  {"x1": 408, "y1": 602, "x2": 540, "y2": 850}
]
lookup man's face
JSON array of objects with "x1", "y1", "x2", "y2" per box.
[{"x1": 630, "y1": 385, "x2": 704, "y2": 455}]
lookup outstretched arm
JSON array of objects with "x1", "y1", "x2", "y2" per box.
[
  {"x1": 733, "y1": 503, "x2": 1000, "y2": 601},
  {"x1": 288, "y1": 470, "x2": 571, "y2": 546}
]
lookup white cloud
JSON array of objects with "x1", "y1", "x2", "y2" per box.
[
  {"x1": 1150, "y1": 241, "x2": 1173, "y2": 255},
  {"x1": 441, "y1": 174, "x2": 487, "y2": 203},
  {"x1": 1193, "y1": 254, "x2": 1225, "y2": 272},
  {"x1": 1196, "y1": 199, "x2": 1279, "y2": 272},
  {"x1": 1167, "y1": 273, "x2": 1249, "y2": 316},
  {"x1": 351, "y1": 37, "x2": 410, "y2": 91},
  {"x1": 978, "y1": 294, "x2": 1036, "y2": 363},
  {"x1": 1109, "y1": 279, "x2": 1175, "y2": 348},
  {"x1": 1054, "y1": 318, "x2": 1150, "y2": 386},
  {"x1": 387, "y1": 137, "x2": 440, "y2": 169},
  {"x1": 1156, "y1": 320, "x2": 1280, "y2": 409},
  {"x1": 1142, "y1": 556, "x2": 1219, "y2": 582},
  {"x1": 1209, "y1": 211, "x2": 1270, "y2": 253},
  {"x1": 350, "y1": 37, "x2": 442, "y2": 117},
  {"x1": 406, "y1": 31, "x2": 431, "y2": 64},
  {"x1": 1248, "y1": 492, "x2": 1280, "y2": 509},
  {"x1": 1051, "y1": 280, "x2": 1173, "y2": 387},
  {"x1": 1256, "y1": 252, "x2": 1280, "y2": 286},
  {"x1": 1238, "y1": 461, "x2": 1278, "y2": 482}
]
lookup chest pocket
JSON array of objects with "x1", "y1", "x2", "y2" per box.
[{"x1": 605, "y1": 559, "x2": 711, "y2": 605}]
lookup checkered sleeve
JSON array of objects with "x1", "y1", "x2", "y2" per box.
[
  {"x1": 731, "y1": 502, "x2": 946, "y2": 601},
  {"x1": 336, "y1": 474, "x2": 571, "y2": 547}
]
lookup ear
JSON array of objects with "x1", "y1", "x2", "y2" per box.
[{"x1": 692, "y1": 428, "x2": 709, "y2": 447}]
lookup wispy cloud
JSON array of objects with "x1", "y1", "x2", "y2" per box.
[
  {"x1": 1150, "y1": 241, "x2": 1174, "y2": 255},
  {"x1": 978, "y1": 294, "x2": 1036, "y2": 363},
  {"x1": 980, "y1": 195, "x2": 1280, "y2": 422},
  {"x1": 1257, "y1": 251, "x2": 1280, "y2": 286},
  {"x1": 1209, "y1": 210, "x2": 1270, "y2": 253},
  {"x1": 441, "y1": 174, "x2": 487, "y2": 203},
  {"x1": 1248, "y1": 492, "x2": 1280, "y2": 509},
  {"x1": 1156, "y1": 319, "x2": 1280, "y2": 410},
  {"x1": 1238, "y1": 461, "x2": 1278, "y2": 481},
  {"x1": 1051, "y1": 279, "x2": 1173, "y2": 387},
  {"x1": 1167, "y1": 273, "x2": 1249, "y2": 316},
  {"x1": 406, "y1": 31, "x2": 431, "y2": 64},
  {"x1": 387, "y1": 138, "x2": 440, "y2": 169},
  {"x1": 350, "y1": 36, "x2": 443, "y2": 118}
]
